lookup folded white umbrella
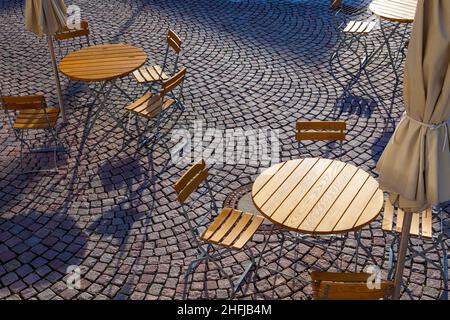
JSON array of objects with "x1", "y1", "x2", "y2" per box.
[
  {"x1": 25, "y1": 0, "x2": 67, "y2": 122},
  {"x1": 376, "y1": 0, "x2": 450, "y2": 299}
]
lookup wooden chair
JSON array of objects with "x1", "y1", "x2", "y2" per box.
[
  {"x1": 296, "y1": 121, "x2": 346, "y2": 159},
  {"x1": 382, "y1": 201, "x2": 448, "y2": 292},
  {"x1": 0, "y1": 95, "x2": 62, "y2": 173},
  {"x1": 125, "y1": 68, "x2": 186, "y2": 181},
  {"x1": 174, "y1": 160, "x2": 264, "y2": 297},
  {"x1": 133, "y1": 30, "x2": 182, "y2": 86},
  {"x1": 55, "y1": 20, "x2": 91, "y2": 58},
  {"x1": 311, "y1": 272, "x2": 394, "y2": 300},
  {"x1": 329, "y1": 0, "x2": 380, "y2": 101}
]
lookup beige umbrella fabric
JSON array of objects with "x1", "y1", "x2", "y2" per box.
[
  {"x1": 25, "y1": 0, "x2": 67, "y2": 122},
  {"x1": 376, "y1": 0, "x2": 450, "y2": 299}
]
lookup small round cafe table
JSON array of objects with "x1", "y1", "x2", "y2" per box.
[
  {"x1": 59, "y1": 44, "x2": 147, "y2": 145},
  {"x1": 252, "y1": 157, "x2": 384, "y2": 235}
]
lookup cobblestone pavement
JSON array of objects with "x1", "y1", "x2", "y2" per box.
[{"x1": 0, "y1": 0, "x2": 448, "y2": 300}]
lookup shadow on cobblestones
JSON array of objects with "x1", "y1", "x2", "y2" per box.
[{"x1": 0, "y1": 210, "x2": 87, "y2": 294}]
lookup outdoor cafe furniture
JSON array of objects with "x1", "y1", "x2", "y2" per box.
[
  {"x1": 133, "y1": 30, "x2": 182, "y2": 87},
  {"x1": 369, "y1": 0, "x2": 417, "y2": 81},
  {"x1": 296, "y1": 121, "x2": 346, "y2": 159},
  {"x1": 59, "y1": 43, "x2": 147, "y2": 146},
  {"x1": 0, "y1": 95, "x2": 62, "y2": 173},
  {"x1": 311, "y1": 271, "x2": 394, "y2": 300},
  {"x1": 376, "y1": 0, "x2": 449, "y2": 299},
  {"x1": 125, "y1": 67, "x2": 187, "y2": 181},
  {"x1": 382, "y1": 201, "x2": 448, "y2": 287},
  {"x1": 252, "y1": 157, "x2": 384, "y2": 275},
  {"x1": 174, "y1": 160, "x2": 265, "y2": 298}
]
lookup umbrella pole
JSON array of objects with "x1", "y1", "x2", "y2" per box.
[
  {"x1": 393, "y1": 212, "x2": 413, "y2": 299},
  {"x1": 47, "y1": 35, "x2": 66, "y2": 123}
]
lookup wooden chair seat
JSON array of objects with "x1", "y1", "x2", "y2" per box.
[
  {"x1": 125, "y1": 92, "x2": 175, "y2": 119},
  {"x1": 343, "y1": 20, "x2": 377, "y2": 33},
  {"x1": 311, "y1": 272, "x2": 394, "y2": 300},
  {"x1": 200, "y1": 208, "x2": 264, "y2": 250},
  {"x1": 133, "y1": 65, "x2": 169, "y2": 84},
  {"x1": 13, "y1": 108, "x2": 60, "y2": 129},
  {"x1": 382, "y1": 201, "x2": 433, "y2": 239}
]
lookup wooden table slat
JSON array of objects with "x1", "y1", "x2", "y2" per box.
[
  {"x1": 283, "y1": 160, "x2": 346, "y2": 230},
  {"x1": 334, "y1": 178, "x2": 380, "y2": 231},
  {"x1": 298, "y1": 164, "x2": 359, "y2": 232},
  {"x1": 369, "y1": 0, "x2": 417, "y2": 23},
  {"x1": 260, "y1": 158, "x2": 318, "y2": 216},
  {"x1": 268, "y1": 159, "x2": 333, "y2": 224},
  {"x1": 315, "y1": 170, "x2": 370, "y2": 233}
]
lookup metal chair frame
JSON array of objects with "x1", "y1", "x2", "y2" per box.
[
  {"x1": 1, "y1": 95, "x2": 64, "y2": 173},
  {"x1": 126, "y1": 68, "x2": 187, "y2": 183},
  {"x1": 175, "y1": 161, "x2": 260, "y2": 298}
]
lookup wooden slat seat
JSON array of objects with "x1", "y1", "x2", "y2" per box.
[
  {"x1": 133, "y1": 30, "x2": 182, "y2": 85},
  {"x1": 343, "y1": 20, "x2": 377, "y2": 34},
  {"x1": 311, "y1": 272, "x2": 394, "y2": 300},
  {"x1": 125, "y1": 92, "x2": 175, "y2": 120},
  {"x1": 382, "y1": 201, "x2": 433, "y2": 239},
  {"x1": 133, "y1": 65, "x2": 169, "y2": 84},
  {"x1": 1, "y1": 95, "x2": 60, "y2": 130},
  {"x1": 55, "y1": 20, "x2": 90, "y2": 41},
  {"x1": 14, "y1": 108, "x2": 60, "y2": 129},
  {"x1": 126, "y1": 68, "x2": 185, "y2": 122},
  {"x1": 200, "y1": 208, "x2": 264, "y2": 250}
]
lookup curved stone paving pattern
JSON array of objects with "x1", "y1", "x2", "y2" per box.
[{"x1": 0, "y1": 0, "x2": 448, "y2": 300}]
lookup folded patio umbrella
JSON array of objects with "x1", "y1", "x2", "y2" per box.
[
  {"x1": 25, "y1": 0, "x2": 67, "y2": 122},
  {"x1": 376, "y1": 0, "x2": 450, "y2": 299}
]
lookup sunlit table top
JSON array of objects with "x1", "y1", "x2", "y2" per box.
[{"x1": 369, "y1": 0, "x2": 417, "y2": 23}]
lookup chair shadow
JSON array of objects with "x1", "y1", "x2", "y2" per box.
[{"x1": 0, "y1": 210, "x2": 88, "y2": 290}]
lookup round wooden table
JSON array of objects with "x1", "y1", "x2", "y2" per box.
[
  {"x1": 252, "y1": 158, "x2": 384, "y2": 235},
  {"x1": 59, "y1": 44, "x2": 147, "y2": 146},
  {"x1": 369, "y1": 0, "x2": 417, "y2": 23},
  {"x1": 60, "y1": 43, "x2": 147, "y2": 82}
]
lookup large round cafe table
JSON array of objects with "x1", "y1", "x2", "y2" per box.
[{"x1": 252, "y1": 158, "x2": 384, "y2": 235}]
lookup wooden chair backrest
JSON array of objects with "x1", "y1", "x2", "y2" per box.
[
  {"x1": 55, "y1": 20, "x2": 90, "y2": 41},
  {"x1": 311, "y1": 272, "x2": 394, "y2": 300},
  {"x1": 330, "y1": 0, "x2": 342, "y2": 10},
  {"x1": 167, "y1": 29, "x2": 182, "y2": 54},
  {"x1": 1, "y1": 95, "x2": 46, "y2": 111},
  {"x1": 174, "y1": 160, "x2": 209, "y2": 204},
  {"x1": 161, "y1": 67, "x2": 186, "y2": 97},
  {"x1": 296, "y1": 121, "x2": 346, "y2": 142}
]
